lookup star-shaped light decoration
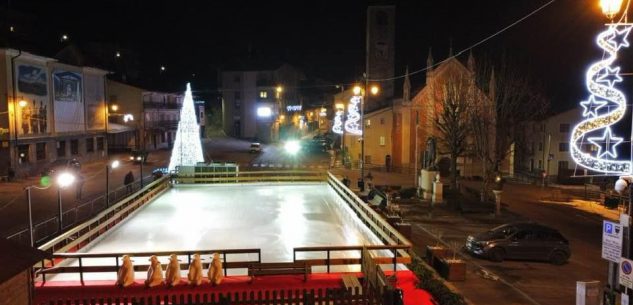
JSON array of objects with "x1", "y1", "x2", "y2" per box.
[
  {"x1": 588, "y1": 128, "x2": 623, "y2": 159},
  {"x1": 580, "y1": 95, "x2": 608, "y2": 117},
  {"x1": 596, "y1": 66, "x2": 623, "y2": 87},
  {"x1": 607, "y1": 25, "x2": 632, "y2": 50}
]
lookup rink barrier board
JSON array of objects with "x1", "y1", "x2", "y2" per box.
[
  {"x1": 172, "y1": 170, "x2": 326, "y2": 184},
  {"x1": 38, "y1": 176, "x2": 170, "y2": 255},
  {"x1": 326, "y1": 172, "x2": 411, "y2": 260}
]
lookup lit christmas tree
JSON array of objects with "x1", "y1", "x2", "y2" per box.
[{"x1": 168, "y1": 83, "x2": 204, "y2": 172}]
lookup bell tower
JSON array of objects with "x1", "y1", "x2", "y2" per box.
[{"x1": 366, "y1": 5, "x2": 395, "y2": 108}]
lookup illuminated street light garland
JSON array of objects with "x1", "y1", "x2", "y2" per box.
[
  {"x1": 344, "y1": 96, "x2": 362, "y2": 135},
  {"x1": 332, "y1": 109, "x2": 344, "y2": 134},
  {"x1": 571, "y1": 24, "x2": 633, "y2": 174}
]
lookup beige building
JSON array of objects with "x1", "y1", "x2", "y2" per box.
[{"x1": 0, "y1": 49, "x2": 108, "y2": 177}]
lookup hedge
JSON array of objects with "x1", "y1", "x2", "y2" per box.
[{"x1": 408, "y1": 256, "x2": 466, "y2": 305}]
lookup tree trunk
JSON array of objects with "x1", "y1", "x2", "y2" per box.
[
  {"x1": 450, "y1": 153, "x2": 458, "y2": 192},
  {"x1": 480, "y1": 158, "x2": 487, "y2": 203}
]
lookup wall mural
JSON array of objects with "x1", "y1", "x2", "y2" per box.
[
  {"x1": 16, "y1": 64, "x2": 49, "y2": 136},
  {"x1": 53, "y1": 70, "x2": 84, "y2": 132}
]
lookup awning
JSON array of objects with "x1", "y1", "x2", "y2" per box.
[{"x1": 106, "y1": 123, "x2": 136, "y2": 134}]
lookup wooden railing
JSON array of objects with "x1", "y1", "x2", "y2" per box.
[
  {"x1": 326, "y1": 172, "x2": 412, "y2": 260},
  {"x1": 173, "y1": 170, "x2": 326, "y2": 184},
  {"x1": 37, "y1": 248, "x2": 261, "y2": 284},
  {"x1": 38, "y1": 176, "x2": 170, "y2": 253},
  {"x1": 293, "y1": 244, "x2": 411, "y2": 273},
  {"x1": 39, "y1": 287, "x2": 383, "y2": 305}
]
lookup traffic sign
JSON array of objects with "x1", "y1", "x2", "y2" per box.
[
  {"x1": 602, "y1": 220, "x2": 623, "y2": 263},
  {"x1": 621, "y1": 258, "x2": 633, "y2": 289}
]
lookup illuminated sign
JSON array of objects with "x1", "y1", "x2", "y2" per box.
[
  {"x1": 286, "y1": 105, "x2": 302, "y2": 112},
  {"x1": 570, "y1": 24, "x2": 633, "y2": 174}
]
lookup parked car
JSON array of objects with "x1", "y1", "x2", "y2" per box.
[
  {"x1": 249, "y1": 143, "x2": 262, "y2": 153},
  {"x1": 465, "y1": 222, "x2": 570, "y2": 265},
  {"x1": 42, "y1": 158, "x2": 81, "y2": 177},
  {"x1": 129, "y1": 150, "x2": 149, "y2": 163}
]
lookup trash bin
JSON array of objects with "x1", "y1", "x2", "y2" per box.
[{"x1": 357, "y1": 178, "x2": 365, "y2": 192}]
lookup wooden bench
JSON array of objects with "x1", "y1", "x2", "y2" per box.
[
  {"x1": 341, "y1": 274, "x2": 362, "y2": 295},
  {"x1": 248, "y1": 262, "x2": 310, "y2": 282}
]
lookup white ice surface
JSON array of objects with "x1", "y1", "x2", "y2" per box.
[{"x1": 48, "y1": 183, "x2": 395, "y2": 281}]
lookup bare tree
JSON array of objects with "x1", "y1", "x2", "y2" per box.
[
  {"x1": 435, "y1": 76, "x2": 472, "y2": 193},
  {"x1": 471, "y1": 56, "x2": 548, "y2": 203}
]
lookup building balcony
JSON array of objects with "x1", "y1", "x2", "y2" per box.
[
  {"x1": 143, "y1": 101, "x2": 181, "y2": 110},
  {"x1": 145, "y1": 120, "x2": 179, "y2": 130}
]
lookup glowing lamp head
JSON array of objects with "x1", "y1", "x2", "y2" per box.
[
  {"x1": 600, "y1": 0, "x2": 624, "y2": 18},
  {"x1": 276, "y1": 86, "x2": 283, "y2": 93},
  {"x1": 353, "y1": 86, "x2": 362, "y2": 96},
  {"x1": 257, "y1": 106, "x2": 272, "y2": 117},
  {"x1": 284, "y1": 140, "x2": 301, "y2": 155},
  {"x1": 18, "y1": 100, "x2": 28, "y2": 108},
  {"x1": 57, "y1": 172, "x2": 75, "y2": 188},
  {"x1": 111, "y1": 160, "x2": 120, "y2": 169},
  {"x1": 370, "y1": 85, "x2": 380, "y2": 95},
  {"x1": 111, "y1": 104, "x2": 119, "y2": 112}
]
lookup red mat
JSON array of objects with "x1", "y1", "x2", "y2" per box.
[{"x1": 34, "y1": 271, "x2": 434, "y2": 305}]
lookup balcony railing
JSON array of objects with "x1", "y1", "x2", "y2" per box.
[
  {"x1": 145, "y1": 120, "x2": 179, "y2": 129},
  {"x1": 143, "y1": 101, "x2": 181, "y2": 109}
]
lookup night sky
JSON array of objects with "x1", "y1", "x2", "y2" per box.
[{"x1": 0, "y1": 0, "x2": 617, "y2": 111}]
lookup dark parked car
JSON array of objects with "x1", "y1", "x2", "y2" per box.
[
  {"x1": 465, "y1": 222, "x2": 570, "y2": 265},
  {"x1": 42, "y1": 158, "x2": 81, "y2": 177}
]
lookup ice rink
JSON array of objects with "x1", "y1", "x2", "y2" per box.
[{"x1": 50, "y1": 183, "x2": 388, "y2": 281}]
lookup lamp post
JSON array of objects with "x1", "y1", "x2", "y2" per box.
[
  {"x1": 354, "y1": 79, "x2": 379, "y2": 185},
  {"x1": 56, "y1": 172, "x2": 76, "y2": 234},
  {"x1": 106, "y1": 160, "x2": 120, "y2": 208},
  {"x1": 25, "y1": 172, "x2": 75, "y2": 246}
]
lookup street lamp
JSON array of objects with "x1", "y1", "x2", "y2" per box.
[
  {"x1": 106, "y1": 160, "x2": 120, "y2": 207},
  {"x1": 111, "y1": 104, "x2": 119, "y2": 112},
  {"x1": 356, "y1": 78, "x2": 380, "y2": 185},
  {"x1": 600, "y1": 0, "x2": 624, "y2": 19},
  {"x1": 25, "y1": 171, "x2": 75, "y2": 246}
]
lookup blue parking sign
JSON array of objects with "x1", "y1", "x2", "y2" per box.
[{"x1": 605, "y1": 222, "x2": 613, "y2": 234}]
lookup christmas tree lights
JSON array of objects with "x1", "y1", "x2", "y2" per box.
[
  {"x1": 570, "y1": 24, "x2": 633, "y2": 174},
  {"x1": 168, "y1": 83, "x2": 205, "y2": 172},
  {"x1": 332, "y1": 108, "x2": 344, "y2": 134},
  {"x1": 344, "y1": 96, "x2": 362, "y2": 135}
]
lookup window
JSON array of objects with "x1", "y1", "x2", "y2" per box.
[
  {"x1": 234, "y1": 92, "x2": 241, "y2": 100},
  {"x1": 259, "y1": 91, "x2": 268, "y2": 98},
  {"x1": 559, "y1": 123, "x2": 570, "y2": 133},
  {"x1": 376, "y1": 11, "x2": 388, "y2": 26},
  {"x1": 235, "y1": 100, "x2": 241, "y2": 109},
  {"x1": 70, "y1": 139, "x2": 79, "y2": 155},
  {"x1": 380, "y1": 118, "x2": 385, "y2": 125},
  {"x1": 86, "y1": 138, "x2": 94, "y2": 153},
  {"x1": 57, "y1": 141, "x2": 66, "y2": 157},
  {"x1": 366, "y1": 119, "x2": 371, "y2": 127},
  {"x1": 540, "y1": 124, "x2": 545, "y2": 131},
  {"x1": 36, "y1": 142, "x2": 46, "y2": 160},
  {"x1": 538, "y1": 160, "x2": 543, "y2": 169},
  {"x1": 538, "y1": 142, "x2": 543, "y2": 151},
  {"x1": 559, "y1": 142, "x2": 569, "y2": 152},
  {"x1": 18, "y1": 145, "x2": 29, "y2": 163},
  {"x1": 558, "y1": 161, "x2": 569, "y2": 170},
  {"x1": 380, "y1": 136, "x2": 385, "y2": 146},
  {"x1": 365, "y1": 155, "x2": 372, "y2": 164},
  {"x1": 96, "y1": 137, "x2": 104, "y2": 151}
]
